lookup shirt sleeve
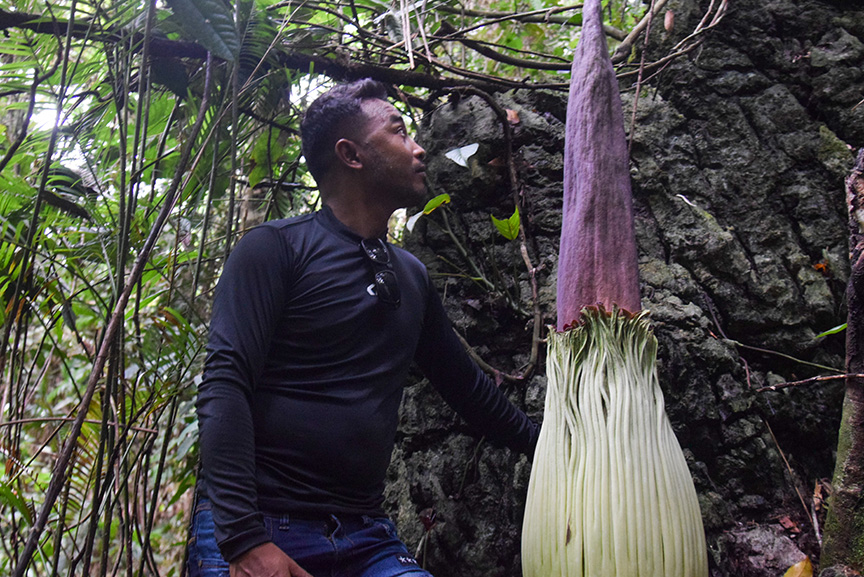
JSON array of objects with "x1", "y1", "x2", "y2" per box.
[
  {"x1": 196, "y1": 225, "x2": 290, "y2": 562},
  {"x1": 413, "y1": 277, "x2": 540, "y2": 456}
]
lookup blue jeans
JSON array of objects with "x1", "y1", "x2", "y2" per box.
[{"x1": 187, "y1": 497, "x2": 433, "y2": 577}]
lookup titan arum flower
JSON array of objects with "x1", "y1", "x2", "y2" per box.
[{"x1": 520, "y1": 0, "x2": 708, "y2": 575}]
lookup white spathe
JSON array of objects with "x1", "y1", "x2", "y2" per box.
[{"x1": 522, "y1": 308, "x2": 708, "y2": 577}]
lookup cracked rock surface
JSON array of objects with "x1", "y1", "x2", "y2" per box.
[{"x1": 385, "y1": 1, "x2": 863, "y2": 575}]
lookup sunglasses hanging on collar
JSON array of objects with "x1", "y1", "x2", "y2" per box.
[{"x1": 360, "y1": 238, "x2": 401, "y2": 309}]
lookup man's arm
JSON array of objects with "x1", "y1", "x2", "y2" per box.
[
  {"x1": 413, "y1": 279, "x2": 539, "y2": 455},
  {"x1": 197, "y1": 225, "x2": 291, "y2": 562}
]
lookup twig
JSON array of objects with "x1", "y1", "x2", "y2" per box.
[
  {"x1": 763, "y1": 419, "x2": 812, "y2": 526},
  {"x1": 454, "y1": 331, "x2": 514, "y2": 385},
  {"x1": 755, "y1": 374, "x2": 864, "y2": 393},
  {"x1": 611, "y1": 0, "x2": 669, "y2": 63},
  {"x1": 434, "y1": 3, "x2": 593, "y2": 29},
  {"x1": 435, "y1": 22, "x2": 569, "y2": 71},
  {"x1": 727, "y1": 339, "x2": 843, "y2": 374},
  {"x1": 616, "y1": 0, "x2": 728, "y2": 72},
  {"x1": 444, "y1": 87, "x2": 544, "y2": 381},
  {"x1": 437, "y1": 210, "x2": 496, "y2": 293},
  {"x1": 399, "y1": 0, "x2": 414, "y2": 68},
  {"x1": 626, "y1": 0, "x2": 657, "y2": 157},
  {"x1": 0, "y1": 60, "x2": 60, "y2": 176},
  {"x1": 703, "y1": 297, "x2": 844, "y2": 378},
  {"x1": 812, "y1": 499, "x2": 822, "y2": 547}
]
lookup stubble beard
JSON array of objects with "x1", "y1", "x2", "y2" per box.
[{"x1": 367, "y1": 155, "x2": 427, "y2": 210}]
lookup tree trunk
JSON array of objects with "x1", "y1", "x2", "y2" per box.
[{"x1": 821, "y1": 149, "x2": 864, "y2": 573}]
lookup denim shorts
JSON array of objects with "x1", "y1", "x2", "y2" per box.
[{"x1": 187, "y1": 496, "x2": 433, "y2": 577}]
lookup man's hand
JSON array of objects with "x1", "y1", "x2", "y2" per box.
[{"x1": 229, "y1": 542, "x2": 314, "y2": 577}]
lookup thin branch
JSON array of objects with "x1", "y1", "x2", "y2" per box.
[
  {"x1": 275, "y1": 46, "x2": 565, "y2": 92},
  {"x1": 420, "y1": 3, "x2": 593, "y2": 29},
  {"x1": 269, "y1": 3, "x2": 394, "y2": 52},
  {"x1": 756, "y1": 374, "x2": 864, "y2": 393},
  {"x1": 616, "y1": 0, "x2": 728, "y2": 72},
  {"x1": 763, "y1": 418, "x2": 812, "y2": 526},
  {"x1": 436, "y1": 3, "x2": 629, "y2": 39},
  {"x1": 627, "y1": 0, "x2": 657, "y2": 157},
  {"x1": 0, "y1": 61, "x2": 60, "y2": 176},
  {"x1": 444, "y1": 86, "x2": 544, "y2": 381},
  {"x1": 726, "y1": 338, "x2": 843, "y2": 374},
  {"x1": 611, "y1": 0, "x2": 669, "y2": 63},
  {"x1": 434, "y1": 22, "x2": 569, "y2": 71}
]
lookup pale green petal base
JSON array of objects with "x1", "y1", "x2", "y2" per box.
[{"x1": 522, "y1": 308, "x2": 708, "y2": 577}]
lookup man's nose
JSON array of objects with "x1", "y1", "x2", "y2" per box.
[{"x1": 412, "y1": 139, "x2": 426, "y2": 160}]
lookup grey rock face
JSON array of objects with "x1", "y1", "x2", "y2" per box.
[{"x1": 386, "y1": 0, "x2": 862, "y2": 575}]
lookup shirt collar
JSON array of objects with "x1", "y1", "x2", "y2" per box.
[{"x1": 316, "y1": 204, "x2": 388, "y2": 243}]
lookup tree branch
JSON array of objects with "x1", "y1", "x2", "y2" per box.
[
  {"x1": 0, "y1": 8, "x2": 562, "y2": 93},
  {"x1": 435, "y1": 21, "x2": 569, "y2": 71},
  {"x1": 275, "y1": 47, "x2": 558, "y2": 93},
  {"x1": 0, "y1": 8, "x2": 208, "y2": 59}
]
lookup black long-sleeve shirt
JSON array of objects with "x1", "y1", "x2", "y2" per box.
[{"x1": 197, "y1": 206, "x2": 538, "y2": 561}]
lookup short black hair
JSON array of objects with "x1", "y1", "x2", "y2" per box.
[{"x1": 300, "y1": 78, "x2": 390, "y2": 183}]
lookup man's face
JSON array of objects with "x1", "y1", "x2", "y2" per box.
[{"x1": 356, "y1": 99, "x2": 427, "y2": 208}]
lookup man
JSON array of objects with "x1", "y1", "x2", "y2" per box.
[{"x1": 189, "y1": 78, "x2": 538, "y2": 577}]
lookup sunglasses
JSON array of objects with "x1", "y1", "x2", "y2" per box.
[{"x1": 360, "y1": 238, "x2": 401, "y2": 309}]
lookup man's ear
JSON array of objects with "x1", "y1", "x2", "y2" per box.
[{"x1": 334, "y1": 138, "x2": 363, "y2": 171}]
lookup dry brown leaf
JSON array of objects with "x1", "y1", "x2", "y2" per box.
[
  {"x1": 160, "y1": 308, "x2": 181, "y2": 327},
  {"x1": 782, "y1": 557, "x2": 813, "y2": 577},
  {"x1": 813, "y1": 481, "x2": 824, "y2": 511},
  {"x1": 778, "y1": 515, "x2": 801, "y2": 533}
]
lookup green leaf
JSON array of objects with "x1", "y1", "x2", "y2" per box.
[
  {"x1": 0, "y1": 481, "x2": 32, "y2": 526},
  {"x1": 491, "y1": 206, "x2": 520, "y2": 240},
  {"x1": 406, "y1": 194, "x2": 451, "y2": 232},
  {"x1": 423, "y1": 194, "x2": 451, "y2": 214},
  {"x1": 168, "y1": 475, "x2": 196, "y2": 507},
  {"x1": 815, "y1": 323, "x2": 846, "y2": 339},
  {"x1": 164, "y1": 0, "x2": 239, "y2": 61}
]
